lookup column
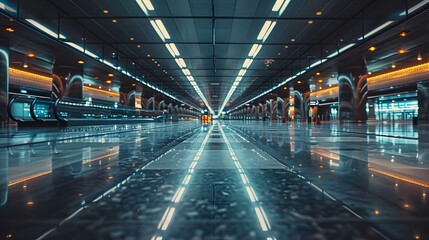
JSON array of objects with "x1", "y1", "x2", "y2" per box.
[
  {"x1": 367, "y1": 98, "x2": 376, "y2": 121},
  {"x1": 52, "y1": 65, "x2": 84, "y2": 99},
  {"x1": 417, "y1": 82, "x2": 429, "y2": 123},
  {"x1": 338, "y1": 67, "x2": 368, "y2": 123},
  {"x1": 0, "y1": 42, "x2": 9, "y2": 123}
]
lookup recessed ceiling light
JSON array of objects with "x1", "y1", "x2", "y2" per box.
[
  {"x1": 103, "y1": 9, "x2": 109, "y2": 14},
  {"x1": 284, "y1": 45, "x2": 289, "y2": 48},
  {"x1": 5, "y1": 27, "x2": 14, "y2": 32},
  {"x1": 392, "y1": 63, "x2": 396, "y2": 68},
  {"x1": 368, "y1": 71, "x2": 372, "y2": 75},
  {"x1": 23, "y1": 63, "x2": 28, "y2": 68},
  {"x1": 108, "y1": 73, "x2": 114, "y2": 77},
  {"x1": 112, "y1": 19, "x2": 117, "y2": 23},
  {"x1": 27, "y1": 53, "x2": 36, "y2": 57},
  {"x1": 316, "y1": 11, "x2": 322, "y2": 16},
  {"x1": 132, "y1": 83, "x2": 136, "y2": 86},
  {"x1": 137, "y1": 44, "x2": 141, "y2": 48},
  {"x1": 77, "y1": 60, "x2": 85, "y2": 64},
  {"x1": 316, "y1": 72, "x2": 320, "y2": 75},
  {"x1": 308, "y1": 20, "x2": 314, "y2": 24},
  {"x1": 368, "y1": 46, "x2": 376, "y2": 51},
  {"x1": 318, "y1": 79, "x2": 323, "y2": 83},
  {"x1": 130, "y1": 37, "x2": 134, "y2": 41},
  {"x1": 397, "y1": 49, "x2": 407, "y2": 54},
  {"x1": 283, "y1": 86, "x2": 287, "y2": 90},
  {"x1": 417, "y1": 55, "x2": 422, "y2": 61},
  {"x1": 297, "y1": 80, "x2": 302, "y2": 84},
  {"x1": 291, "y1": 38, "x2": 295, "y2": 42},
  {"x1": 147, "y1": 54, "x2": 150, "y2": 57},
  {"x1": 399, "y1": 31, "x2": 408, "y2": 37},
  {"x1": 106, "y1": 80, "x2": 112, "y2": 84}
]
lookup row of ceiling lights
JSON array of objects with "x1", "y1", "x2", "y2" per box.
[
  {"x1": 218, "y1": 0, "x2": 293, "y2": 116},
  {"x1": 131, "y1": 0, "x2": 213, "y2": 113},
  {"x1": 2, "y1": 2, "x2": 200, "y2": 111},
  {"x1": 228, "y1": 0, "x2": 429, "y2": 114}
]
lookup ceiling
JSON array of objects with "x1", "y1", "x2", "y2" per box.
[{"x1": 1, "y1": 0, "x2": 429, "y2": 114}]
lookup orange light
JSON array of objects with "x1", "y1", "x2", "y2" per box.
[
  {"x1": 297, "y1": 80, "x2": 301, "y2": 84},
  {"x1": 398, "y1": 49, "x2": 407, "y2": 54},
  {"x1": 283, "y1": 86, "x2": 287, "y2": 90},
  {"x1": 83, "y1": 86, "x2": 120, "y2": 98},
  {"x1": 108, "y1": 73, "x2": 114, "y2": 77},
  {"x1": 399, "y1": 31, "x2": 408, "y2": 37},
  {"x1": 6, "y1": 234, "x2": 12, "y2": 238},
  {"x1": 27, "y1": 53, "x2": 36, "y2": 57},
  {"x1": 77, "y1": 60, "x2": 85, "y2": 64},
  {"x1": 308, "y1": 20, "x2": 314, "y2": 24},
  {"x1": 415, "y1": 235, "x2": 420, "y2": 239},
  {"x1": 27, "y1": 201, "x2": 34, "y2": 205},
  {"x1": 137, "y1": 44, "x2": 141, "y2": 48},
  {"x1": 316, "y1": 11, "x2": 322, "y2": 16},
  {"x1": 106, "y1": 80, "x2": 112, "y2": 84},
  {"x1": 130, "y1": 37, "x2": 134, "y2": 41},
  {"x1": 291, "y1": 38, "x2": 296, "y2": 42},
  {"x1": 318, "y1": 79, "x2": 323, "y2": 83},
  {"x1": 5, "y1": 27, "x2": 14, "y2": 32},
  {"x1": 316, "y1": 72, "x2": 320, "y2": 75},
  {"x1": 103, "y1": 9, "x2": 109, "y2": 14},
  {"x1": 112, "y1": 19, "x2": 117, "y2": 23},
  {"x1": 132, "y1": 83, "x2": 136, "y2": 86},
  {"x1": 404, "y1": 204, "x2": 410, "y2": 208},
  {"x1": 374, "y1": 210, "x2": 380, "y2": 215},
  {"x1": 368, "y1": 46, "x2": 376, "y2": 51},
  {"x1": 9, "y1": 68, "x2": 51, "y2": 84}
]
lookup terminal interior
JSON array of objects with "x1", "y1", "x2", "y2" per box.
[{"x1": 1, "y1": 0, "x2": 429, "y2": 239}]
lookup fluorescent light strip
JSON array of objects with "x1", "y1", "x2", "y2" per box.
[
  {"x1": 136, "y1": 0, "x2": 149, "y2": 15},
  {"x1": 143, "y1": 0, "x2": 155, "y2": 10},
  {"x1": 165, "y1": 43, "x2": 176, "y2": 57},
  {"x1": 358, "y1": 21, "x2": 394, "y2": 40},
  {"x1": 279, "y1": 0, "x2": 291, "y2": 16},
  {"x1": 263, "y1": 21, "x2": 276, "y2": 42},
  {"x1": 25, "y1": 19, "x2": 66, "y2": 39},
  {"x1": 248, "y1": 44, "x2": 260, "y2": 57},
  {"x1": 169, "y1": 43, "x2": 180, "y2": 56},
  {"x1": 272, "y1": 0, "x2": 285, "y2": 11},
  {"x1": 182, "y1": 68, "x2": 191, "y2": 75},
  {"x1": 155, "y1": 20, "x2": 171, "y2": 39},
  {"x1": 242, "y1": 58, "x2": 254, "y2": 68},
  {"x1": 399, "y1": 0, "x2": 429, "y2": 16},
  {"x1": 257, "y1": 21, "x2": 273, "y2": 40},
  {"x1": 150, "y1": 20, "x2": 166, "y2": 41}
]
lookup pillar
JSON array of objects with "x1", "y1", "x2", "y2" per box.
[
  {"x1": 367, "y1": 98, "x2": 376, "y2": 121},
  {"x1": 52, "y1": 65, "x2": 84, "y2": 99},
  {"x1": 338, "y1": 67, "x2": 368, "y2": 123},
  {"x1": 0, "y1": 42, "x2": 9, "y2": 123},
  {"x1": 417, "y1": 82, "x2": 429, "y2": 123}
]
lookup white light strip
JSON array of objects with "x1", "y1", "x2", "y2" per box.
[
  {"x1": 263, "y1": 21, "x2": 276, "y2": 42},
  {"x1": 272, "y1": 0, "x2": 285, "y2": 11},
  {"x1": 155, "y1": 20, "x2": 171, "y2": 39},
  {"x1": 182, "y1": 68, "x2": 191, "y2": 76},
  {"x1": 358, "y1": 21, "x2": 394, "y2": 40},
  {"x1": 150, "y1": 20, "x2": 166, "y2": 41},
  {"x1": 248, "y1": 44, "x2": 260, "y2": 57},
  {"x1": 165, "y1": 43, "x2": 176, "y2": 57},
  {"x1": 169, "y1": 43, "x2": 180, "y2": 56},
  {"x1": 238, "y1": 69, "x2": 247, "y2": 76},
  {"x1": 242, "y1": 58, "x2": 254, "y2": 68},
  {"x1": 257, "y1": 21, "x2": 273, "y2": 40},
  {"x1": 399, "y1": 0, "x2": 429, "y2": 16},
  {"x1": 279, "y1": 0, "x2": 291, "y2": 16},
  {"x1": 25, "y1": 19, "x2": 66, "y2": 39},
  {"x1": 65, "y1": 42, "x2": 99, "y2": 59},
  {"x1": 143, "y1": 0, "x2": 155, "y2": 10},
  {"x1": 136, "y1": 0, "x2": 149, "y2": 15}
]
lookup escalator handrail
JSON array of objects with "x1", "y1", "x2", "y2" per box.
[
  {"x1": 52, "y1": 98, "x2": 66, "y2": 123},
  {"x1": 7, "y1": 98, "x2": 21, "y2": 122},
  {"x1": 29, "y1": 98, "x2": 39, "y2": 121}
]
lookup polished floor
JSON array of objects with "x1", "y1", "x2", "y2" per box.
[{"x1": 0, "y1": 120, "x2": 428, "y2": 239}]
